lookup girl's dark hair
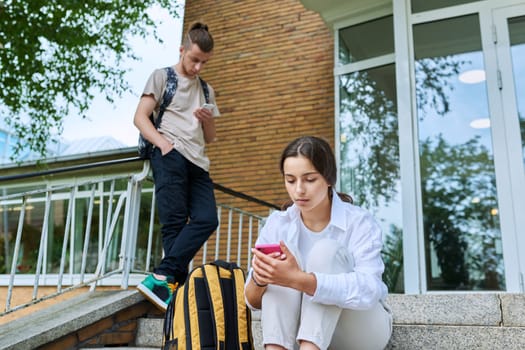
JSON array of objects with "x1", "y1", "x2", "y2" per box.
[
  {"x1": 279, "y1": 136, "x2": 353, "y2": 210},
  {"x1": 183, "y1": 22, "x2": 214, "y2": 52}
]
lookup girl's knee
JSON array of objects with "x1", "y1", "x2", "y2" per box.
[{"x1": 306, "y1": 239, "x2": 354, "y2": 274}]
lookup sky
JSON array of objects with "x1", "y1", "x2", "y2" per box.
[{"x1": 60, "y1": 3, "x2": 185, "y2": 147}]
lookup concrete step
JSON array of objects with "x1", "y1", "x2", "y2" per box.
[
  {"x1": 146, "y1": 311, "x2": 511, "y2": 349},
  {"x1": 134, "y1": 312, "x2": 264, "y2": 349},
  {"x1": 135, "y1": 315, "x2": 525, "y2": 350},
  {"x1": 0, "y1": 290, "x2": 146, "y2": 350},
  {"x1": 383, "y1": 293, "x2": 525, "y2": 349},
  {"x1": 134, "y1": 294, "x2": 525, "y2": 350},
  {"x1": 3, "y1": 289, "x2": 525, "y2": 349}
]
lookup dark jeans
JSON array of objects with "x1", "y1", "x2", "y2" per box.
[{"x1": 150, "y1": 147, "x2": 218, "y2": 283}]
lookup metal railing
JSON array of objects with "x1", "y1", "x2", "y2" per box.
[{"x1": 0, "y1": 158, "x2": 277, "y2": 315}]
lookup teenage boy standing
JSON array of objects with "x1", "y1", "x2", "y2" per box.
[{"x1": 133, "y1": 22, "x2": 219, "y2": 311}]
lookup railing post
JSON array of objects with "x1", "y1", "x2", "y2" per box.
[
  {"x1": 33, "y1": 191, "x2": 52, "y2": 300},
  {"x1": 120, "y1": 161, "x2": 150, "y2": 289},
  {"x1": 5, "y1": 197, "x2": 27, "y2": 312}
]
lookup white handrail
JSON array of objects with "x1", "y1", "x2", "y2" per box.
[{"x1": 0, "y1": 160, "x2": 270, "y2": 315}]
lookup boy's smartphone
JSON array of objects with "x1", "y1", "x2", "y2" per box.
[
  {"x1": 201, "y1": 103, "x2": 215, "y2": 111},
  {"x1": 255, "y1": 243, "x2": 282, "y2": 255}
]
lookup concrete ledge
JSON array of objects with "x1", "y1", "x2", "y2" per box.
[
  {"x1": 387, "y1": 325, "x2": 525, "y2": 350},
  {"x1": 0, "y1": 290, "x2": 144, "y2": 350},
  {"x1": 384, "y1": 293, "x2": 525, "y2": 350},
  {"x1": 386, "y1": 293, "x2": 503, "y2": 326},
  {"x1": 501, "y1": 293, "x2": 525, "y2": 326}
]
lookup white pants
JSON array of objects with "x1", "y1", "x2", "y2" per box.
[{"x1": 260, "y1": 239, "x2": 392, "y2": 350}]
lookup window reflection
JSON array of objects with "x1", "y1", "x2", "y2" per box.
[
  {"x1": 414, "y1": 15, "x2": 504, "y2": 290},
  {"x1": 339, "y1": 64, "x2": 403, "y2": 292},
  {"x1": 338, "y1": 16, "x2": 394, "y2": 65}
]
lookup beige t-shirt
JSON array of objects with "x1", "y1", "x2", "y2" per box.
[{"x1": 142, "y1": 67, "x2": 220, "y2": 171}]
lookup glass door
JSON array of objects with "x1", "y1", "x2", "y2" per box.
[
  {"x1": 493, "y1": 4, "x2": 525, "y2": 292},
  {"x1": 413, "y1": 13, "x2": 505, "y2": 291}
]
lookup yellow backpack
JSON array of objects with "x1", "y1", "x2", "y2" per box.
[{"x1": 163, "y1": 260, "x2": 254, "y2": 350}]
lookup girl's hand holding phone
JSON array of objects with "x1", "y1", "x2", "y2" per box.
[
  {"x1": 255, "y1": 243, "x2": 282, "y2": 255},
  {"x1": 251, "y1": 242, "x2": 307, "y2": 290},
  {"x1": 254, "y1": 243, "x2": 286, "y2": 261}
]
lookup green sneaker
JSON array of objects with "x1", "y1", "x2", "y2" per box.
[{"x1": 137, "y1": 275, "x2": 173, "y2": 311}]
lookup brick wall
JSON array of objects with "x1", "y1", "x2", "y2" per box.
[
  {"x1": 183, "y1": 0, "x2": 335, "y2": 210},
  {"x1": 38, "y1": 300, "x2": 162, "y2": 349}
]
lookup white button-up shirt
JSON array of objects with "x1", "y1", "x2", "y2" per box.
[{"x1": 251, "y1": 190, "x2": 388, "y2": 310}]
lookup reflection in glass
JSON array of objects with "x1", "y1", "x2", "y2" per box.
[
  {"x1": 411, "y1": 0, "x2": 484, "y2": 13},
  {"x1": 339, "y1": 64, "x2": 403, "y2": 292},
  {"x1": 338, "y1": 16, "x2": 394, "y2": 66},
  {"x1": 508, "y1": 16, "x2": 525, "y2": 167},
  {"x1": 414, "y1": 15, "x2": 504, "y2": 290}
]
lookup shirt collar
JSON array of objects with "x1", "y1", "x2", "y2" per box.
[
  {"x1": 281, "y1": 188, "x2": 348, "y2": 233},
  {"x1": 330, "y1": 189, "x2": 347, "y2": 232}
]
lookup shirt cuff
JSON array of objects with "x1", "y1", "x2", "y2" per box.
[{"x1": 310, "y1": 272, "x2": 343, "y2": 305}]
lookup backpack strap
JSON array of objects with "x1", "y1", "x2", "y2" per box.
[
  {"x1": 156, "y1": 71, "x2": 207, "y2": 128},
  {"x1": 203, "y1": 263, "x2": 226, "y2": 349},
  {"x1": 232, "y1": 267, "x2": 253, "y2": 349},
  {"x1": 198, "y1": 77, "x2": 210, "y2": 104},
  {"x1": 154, "y1": 66, "x2": 178, "y2": 129}
]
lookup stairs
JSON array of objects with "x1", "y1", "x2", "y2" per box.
[
  {"x1": 1, "y1": 290, "x2": 525, "y2": 349},
  {"x1": 0, "y1": 290, "x2": 160, "y2": 350},
  {"x1": 0, "y1": 290, "x2": 263, "y2": 350},
  {"x1": 385, "y1": 293, "x2": 525, "y2": 349}
]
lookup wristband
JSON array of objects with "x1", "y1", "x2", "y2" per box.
[{"x1": 251, "y1": 273, "x2": 268, "y2": 288}]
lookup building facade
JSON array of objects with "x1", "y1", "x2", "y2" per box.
[
  {"x1": 184, "y1": 0, "x2": 525, "y2": 294},
  {"x1": 1, "y1": 0, "x2": 523, "y2": 298}
]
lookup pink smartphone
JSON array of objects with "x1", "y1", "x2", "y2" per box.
[{"x1": 255, "y1": 243, "x2": 282, "y2": 255}]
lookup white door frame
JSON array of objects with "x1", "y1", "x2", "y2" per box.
[{"x1": 489, "y1": 3, "x2": 525, "y2": 292}]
